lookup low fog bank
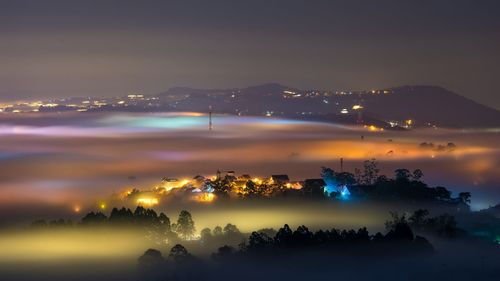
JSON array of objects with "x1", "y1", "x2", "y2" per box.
[
  {"x1": 0, "y1": 201, "x2": 498, "y2": 280},
  {"x1": 0, "y1": 260, "x2": 137, "y2": 281},
  {"x1": 2, "y1": 231, "x2": 496, "y2": 281},
  {"x1": 0, "y1": 199, "x2": 478, "y2": 231},
  {"x1": 196, "y1": 241, "x2": 499, "y2": 281}
]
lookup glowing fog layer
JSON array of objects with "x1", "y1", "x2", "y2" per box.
[{"x1": 0, "y1": 112, "x2": 498, "y2": 213}]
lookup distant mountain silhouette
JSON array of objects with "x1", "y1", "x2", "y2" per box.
[
  {"x1": 363, "y1": 86, "x2": 500, "y2": 128},
  {"x1": 158, "y1": 84, "x2": 500, "y2": 128},
  {"x1": 240, "y1": 83, "x2": 299, "y2": 95}
]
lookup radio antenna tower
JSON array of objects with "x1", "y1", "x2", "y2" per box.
[{"x1": 208, "y1": 105, "x2": 213, "y2": 131}]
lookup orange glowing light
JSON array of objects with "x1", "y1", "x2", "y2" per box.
[
  {"x1": 364, "y1": 125, "x2": 382, "y2": 132},
  {"x1": 136, "y1": 197, "x2": 159, "y2": 206},
  {"x1": 193, "y1": 193, "x2": 215, "y2": 203},
  {"x1": 252, "y1": 177, "x2": 263, "y2": 184}
]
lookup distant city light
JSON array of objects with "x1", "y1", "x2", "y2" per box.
[
  {"x1": 364, "y1": 125, "x2": 383, "y2": 131},
  {"x1": 404, "y1": 119, "x2": 413, "y2": 128}
]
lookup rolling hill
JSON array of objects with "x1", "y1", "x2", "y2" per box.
[{"x1": 158, "y1": 83, "x2": 500, "y2": 128}]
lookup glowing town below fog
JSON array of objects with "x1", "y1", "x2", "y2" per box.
[
  {"x1": 113, "y1": 170, "x2": 351, "y2": 208},
  {"x1": 94, "y1": 159, "x2": 475, "y2": 214}
]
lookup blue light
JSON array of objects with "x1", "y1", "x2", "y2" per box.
[
  {"x1": 324, "y1": 184, "x2": 337, "y2": 196},
  {"x1": 203, "y1": 183, "x2": 215, "y2": 193},
  {"x1": 339, "y1": 185, "x2": 350, "y2": 200}
]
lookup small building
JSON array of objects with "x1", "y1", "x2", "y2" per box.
[
  {"x1": 238, "y1": 174, "x2": 252, "y2": 180},
  {"x1": 302, "y1": 179, "x2": 326, "y2": 198},
  {"x1": 232, "y1": 180, "x2": 247, "y2": 190},
  {"x1": 191, "y1": 175, "x2": 206, "y2": 188},
  {"x1": 270, "y1": 175, "x2": 290, "y2": 185},
  {"x1": 159, "y1": 177, "x2": 190, "y2": 191},
  {"x1": 193, "y1": 175, "x2": 205, "y2": 181},
  {"x1": 224, "y1": 174, "x2": 237, "y2": 182}
]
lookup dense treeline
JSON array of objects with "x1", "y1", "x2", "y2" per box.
[
  {"x1": 321, "y1": 160, "x2": 471, "y2": 206},
  {"x1": 31, "y1": 207, "x2": 198, "y2": 244},
  {"x1": 31, "y1": 206, "x2": 465, "y2": 242},
  {"x1": 191, "y1": 161, "x2": 472, "y2": 208},
  {"x1": 137, "y1": 215, "x2": 437, "y2": 281},
  {"x1": 213, "y1": 222, "x2": 434, "y2": 259}
]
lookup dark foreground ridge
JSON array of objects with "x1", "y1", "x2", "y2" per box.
[{"x1": 138, "y1": 218, "x2": 435, "y2": 281}]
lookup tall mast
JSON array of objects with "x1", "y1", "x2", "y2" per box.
[
  {"x1": 209, "y1": 111, "x2": 213, "y2": 131},
  {"x1": 208, "y1": 105, "x2": 213, "y2": 131}
]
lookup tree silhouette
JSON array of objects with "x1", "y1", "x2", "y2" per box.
[
  {"x1": 211, "y1": 245, "x2": 236, "y2": 261},
  {"x1": 321, "y1": 167, "x2": 337, "y2": 187},
  {"x1": 158, "y1": 212, "x2": 171, "y2": 232},
  {"x1": 435, "y1": 186, "x2": 451, "y2": 200},
  {"x1": 175, "y1": 210, "x2": 195, "y2": 239},
  {"x1": 335, "y1": 172, "x2": 356, "y2": 186},
  {"x1": 355, "y1": 159, "x2": 379, "y2": 185},
  {"x1": 138, "y1": 248, "x2": 164, "y2": 271},
  {"x1": 109, "y1": 207, "x2": 134, "y2": 224},
  {"x1": 81, "y1": 211, "x2": 107, "y2": 225},
  {"x1": 385, "y1": 212, "x2": 414, "y2": 241},
  {"x1": 223, "y1": 223, "x2": 240, "y2": 235},
  {"x1": 200, "y1": 228, "x2": 212, "y2": 242},
  {"x1": 292, "y1": 225, "x2": 314, "y2": 246},
  {"x1": 169, "y1": 244, "x2": 190, "y2": 263},
  {"x1": 427, "y1": 213, "x2": 459, "y2": 237},
  {"x1": 412, "y1": 169, "x2": 424, "y2": 181},
  {"x1": 213, "y1": 226, "x2": 223, "y2": 236},
  {"x1": 458, "y1": 192, "x2": 472, "y2": 205},
  {"x1": 248, "y1": 231, "x2": 273, "y2": 250},
  {"x1": 409, "y1": 209, "x2": 429, "y2": 231},
  {"x1": 394, "y1": 168, "x2": 411, "y2": 182}
]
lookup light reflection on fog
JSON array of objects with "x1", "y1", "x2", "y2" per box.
[{"x1": 0, "y1": 112, "x2": 498, "y2": 218}]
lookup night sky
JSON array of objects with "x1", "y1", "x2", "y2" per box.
[{"x1": 1, "y1": 0, "x2": 499, "y2": 109}]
